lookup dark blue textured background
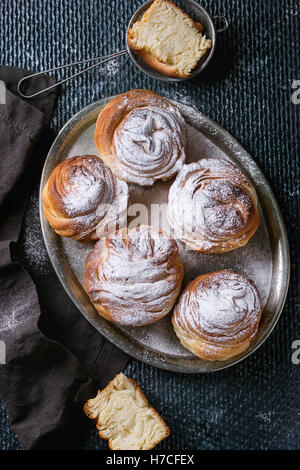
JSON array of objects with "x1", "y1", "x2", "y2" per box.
[{"x1": 0, "y1": 0, "x2": 299, "y2": 450}]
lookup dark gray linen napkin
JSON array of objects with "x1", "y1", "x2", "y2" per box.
[{"x1": 0, "y1": 66, "x2": 128, "y2": 449}]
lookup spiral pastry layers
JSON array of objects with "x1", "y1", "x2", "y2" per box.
[
  {"x1": 85, "y1": 225, "x2": 184, "y2": 326},
  {"x1": 42, "y1": 155, "x2": 128, "y2": 242},
  {"x1": 94, "y1": 89, "x2": 186, "y2": 186},
  {"x1": 172, "y1": 270, "x2": 262, "y2": 361},
  {"x1": 167, "y1": 158, "x2": 260, "y2": 253}
]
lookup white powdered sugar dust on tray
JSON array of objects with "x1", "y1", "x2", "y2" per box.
[
  {"x1": 23, "y1": 189, "x2": 52, "y2": 276},
  {"x1": 57, "y1": 99, "x2": 272, "y2": 361}
]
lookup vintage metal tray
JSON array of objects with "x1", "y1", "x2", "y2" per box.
[{"x1": 39, "y1": 97, "x2": 290, "y2": 373}]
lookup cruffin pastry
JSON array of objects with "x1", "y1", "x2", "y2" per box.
[{"x1": 84, "y1": 373, "x2": 170, "y2": 450}]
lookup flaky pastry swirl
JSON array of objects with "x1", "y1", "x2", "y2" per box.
[
  {"x1": 94, "y1": 89, "x2": 186, "y2": 186},
  {"x1": 42, "y1": 155, "x2": 128, "y2": 242},
  {"x1": 167, "y1": 159, "x2": 260, "y2": 253},
  {"x1": 85, "y1": 225, "x2": 184, "y2": 326},
  {"x1": 172, "y1": 270, "x2": 262, "y2": 361}
]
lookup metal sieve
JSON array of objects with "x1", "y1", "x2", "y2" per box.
[{"x1": 18, "y1": 0, "x2": 228, "y2": 98}]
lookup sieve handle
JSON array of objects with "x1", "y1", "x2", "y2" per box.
[{"x1": 17, "y1": 49, "x2": 128, "y2": 99}]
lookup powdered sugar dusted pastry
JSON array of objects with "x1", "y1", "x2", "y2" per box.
[
  {"x1": 85, "y1": 225, "x2": 184, "y2": 326},
  {"x1": 94, "y1": 89, "x2": 186, "y2": 186},
  {"x1": 167, "y1": 158, "x2": 260, "y2": 253},
  {"x1": 84, "y1": 373, "x2": 170, "y2": 450},
  {"x1": 172, "y1": 270, "x2": 262, "y2": 361},
  {"x1": 42, "y1": 155, "x2": 128, "y2": 242}
]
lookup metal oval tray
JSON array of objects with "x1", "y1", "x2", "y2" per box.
[{"x1": 39, "y1": 96, "x2": 290, "y2": 373}]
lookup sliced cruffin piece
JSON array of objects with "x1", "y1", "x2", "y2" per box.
[
  {"x1": 84, "y1": 373, "x2": 170, "y2": 450},
  {"x1": 127, "y1": 0, "x2": 211, "y2": 78}
]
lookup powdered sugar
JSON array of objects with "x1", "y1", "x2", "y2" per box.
[
  {"x1": 104, "y1": 58, "x2": 120, "y2": 77},
  {"x1": 167, "y1": 158, "x2": 258, "y2": 252},
  {"x1": 111, "y1": 103, "x2": 186, "y2": 185},
  {"x1": 55, "y1": 99, "x2": 273, "y2": 365},
  {"x1": 22, "y1": 189, "x2": 52, "y2": 276},
  {"x1": 46, "y1": 155, "x2": 128, "y2": 240},
  {"x1": 64, "y1": 177, "x2": 104, "y2": 216},
  {"x1": 173, "y1": 271, "x2": 261, "y2": 344}
]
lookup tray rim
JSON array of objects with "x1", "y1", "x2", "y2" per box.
[{"x1": 39, "y1": 96, "x2": 290, "y2": 373}]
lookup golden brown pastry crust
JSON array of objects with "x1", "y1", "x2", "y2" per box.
[
  {"x1": 94, "y1": 89, "x2": 186, "y2": 186},
  {"x1": 42, "y1": 155, "x2": 128, "y2": 242},
  {"x1": 127, "y1": 0, "x2": 207, "y2": 79},
  {"x1": 167, "y1": 159, "x2": 260, "y2": 253},
  {"x1": 85, "y1": 225, "x2": 184, "y2": 326},
  {"x1": 172, "y1": 270, "x2": 262, "y2": 361},
  {"x1": 84, "y1": 373, "x2": 171, "y2": 450}
]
